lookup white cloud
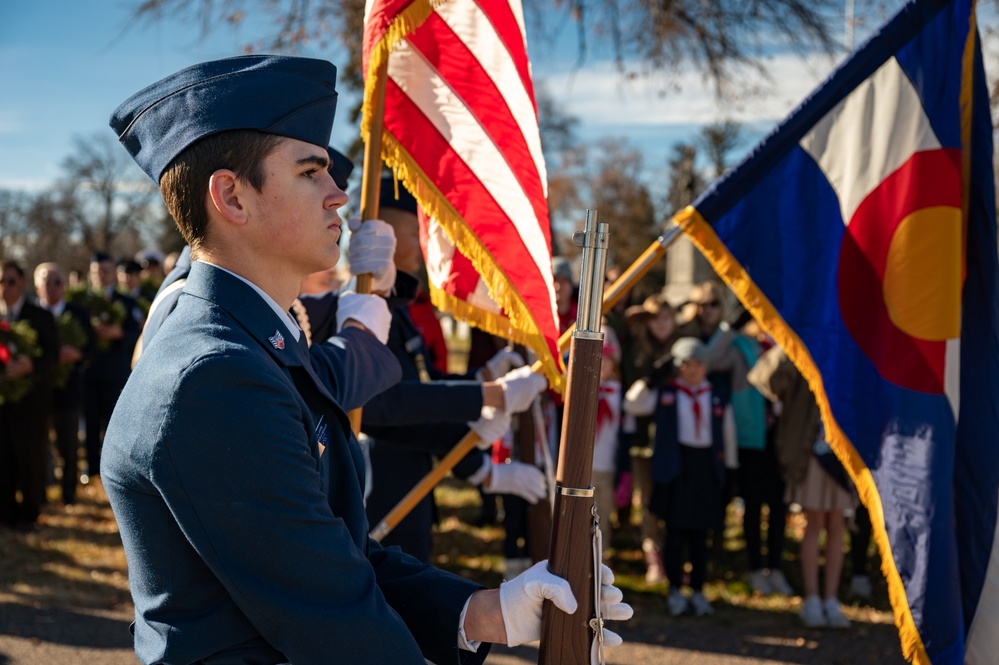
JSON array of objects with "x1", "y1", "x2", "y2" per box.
[{"x1": 537, "y1": 52, "x2": 843, "y2": 129}]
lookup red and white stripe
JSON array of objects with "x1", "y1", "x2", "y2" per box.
[{"x1": 363, "y1": 0, "x2": 563, "y2": 387}]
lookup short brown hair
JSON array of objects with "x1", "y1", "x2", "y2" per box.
[
  {"x1": 2, "y1": 261, "x2": 25, "y2": 279},
  {"x1": 159, "y1": 130, "x2": 284, "y2": 251}
]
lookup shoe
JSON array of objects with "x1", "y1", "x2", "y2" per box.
[
  {"x1": 800, "y1": 595, "x2": 827, "y2": 628},
  {"x1": 644, "y1": 544, "x2": 666, "y2": 584},
  {"x1": 747, "y1": 568, "x2": 771, "y2": 594},
  {"x1": 850, "y1": 575, "x2": 873, "y2": 599},
  {"x1": 823, "y1": 598, "x2": 851, "y2": 629},
  {"x1": 667, "y1": 589, "x2": 689, "y2": 616},
  {"x1": 690, "y1": 591, "x2": 715, "y2": 616},
  {"x1": 768, "y1": 569, "x2": 794, "y2": 597}
]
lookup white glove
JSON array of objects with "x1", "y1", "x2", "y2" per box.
[
  {"x1": 335, "y1": 291, "x2": 391, "y2": 344},
  {"x1": 622, "y1": 379, "x2": 656, "y2": 417},
  {"x1": 480, "y1": 348, "x2": 525, "y2": 381},
  {"x1": 499, "y1": 561, "x2": 577, "y2": 646},
  {"x1": 468, "y1": 406, "x2": 511, "y2": 448},
  {"x1": 596, "y1": 564, "x2": 634, "y2": 648},
  {"x1": 496, "y1": 366, "x2": 547, "y2": 414},
  {"x1": 347, "y1": 217, "x2": 397, "y2": 292},
  {"x1": 483, "y1": 460, "x2": 547, "y2": 504}
]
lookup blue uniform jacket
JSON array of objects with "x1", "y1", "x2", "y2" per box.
[{"x1": 102, "y1": 262, "x2": 488, "y2": 665}]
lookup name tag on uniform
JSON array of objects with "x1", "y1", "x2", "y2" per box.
[
  {"x1": 660, "y1": 393, "x2": 676, "y2": 406},
  {"x1": 315, "y1": 416, "x2": 329, "y2": 456}
]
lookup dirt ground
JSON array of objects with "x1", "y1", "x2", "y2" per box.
[{"x1": 0, "y1": 480, "x2": 908, "y2": 665}]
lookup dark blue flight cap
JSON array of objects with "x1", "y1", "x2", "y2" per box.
[
  {"x1": 327, "y1": 147, "x2": 353, "y2": 191},
  {"x1": 110, "y1": 55, "x2": 338, "y2": 183},
  {"x1": 379, "y1": 174, "x2": 418, "y2": 214}
]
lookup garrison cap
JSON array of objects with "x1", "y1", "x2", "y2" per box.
[
  {"x1": 327, "y1": 147, "x2": 354, "y2": 191},
  {"x1": 110, "y1": 55, "x2": 339, "y2": 182},
  {"x1": 379, "y1": 175, "x2": 418, "y2": 214}
]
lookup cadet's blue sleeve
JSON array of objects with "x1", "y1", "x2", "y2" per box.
[
  {"x1": 310, "y1": 327, "x2": 402, "y2": 411},
  {"x1": 361, "y1": 379, "x2": 483, "y2": 426},
  {"x1": 366, "y1": 538, "x2": 491, "y2": 665},
  {"x1": 148, "y1": 352, "x2": 426, "y2": 664}
]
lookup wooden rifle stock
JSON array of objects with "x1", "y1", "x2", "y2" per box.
[{"x1": 539, "y1": 212, "x2": 609, "y2": 663}]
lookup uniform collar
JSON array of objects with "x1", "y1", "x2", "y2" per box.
[
  {"x1": 183, "y1": 262, "x2": 309, "y2": 367},
  {"x1": 200, "y1": 261, "x2": 301, "y2": 342}
]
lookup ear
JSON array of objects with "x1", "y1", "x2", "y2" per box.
[{"x1": 208, "y1": 170, "x2": 250, "y2": 226}]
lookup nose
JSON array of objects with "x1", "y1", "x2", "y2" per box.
[{"x1": 324, "y1": 172, "x2": 349, "y2": 210}]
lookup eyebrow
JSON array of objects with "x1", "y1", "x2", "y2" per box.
[{"x1": 296, "y1": 154, "x2": 330, "y2": 170}]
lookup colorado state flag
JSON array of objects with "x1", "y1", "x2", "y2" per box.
[{"x1": 675, "y1": 1, "x2": 998, "y2": 663}]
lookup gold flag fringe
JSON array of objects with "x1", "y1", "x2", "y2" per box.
[
  {"x1": 675, "y1": 205, "x2": 930, "y2": 665},
  {"x1": 380, "y1": 131, "x2": 565, "y2": 393},
  {"x1": 360, "y1": 0, "x2": 567, "y2": 392},
  {"x1": 361, "y1": 0, "x2": 449, "y2": 143}
]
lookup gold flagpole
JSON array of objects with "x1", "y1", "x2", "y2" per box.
[{"x1": 348, "y1": 60, "x2": 389, "y2": 435}]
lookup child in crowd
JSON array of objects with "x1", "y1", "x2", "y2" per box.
[
  {"x1": 619, "y1": 294, "x2": 679, "y2": 583},
  {"x1": 624, "y1": 337, "x2": 737, "y2": 617}
]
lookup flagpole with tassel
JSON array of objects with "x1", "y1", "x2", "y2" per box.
[
  {"x1": 348, "y1": 60, "x2": 389, "y2": 435},
  {"x1": 369, "y1": 222, "x2": 685, "y2": 540}
]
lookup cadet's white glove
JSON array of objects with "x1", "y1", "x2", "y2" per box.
[
  {"x1": 336, "y1": 291, "x2": 391, "y2": 344},
  {"x1": 478, "y1": 348, "x2": 526, "y2": 381},
  {"x1": 499, "y1": 561, "x2": 577, "y2": 646},
  {"x1": 596, "y1": 564, "x2": 634, "y2": 648},
  {"x1": 468, "y1": 406, "x2": 511, "y2": 448},
  {"x1": 483, "y1": 461, "x2": 547, "y2": 504},
  {"x1": 347, "y1": 218, "x2": 397, "y2": 293},
  {"x1": 496, "y1": 366, "x2": 547, "y2": 414}
]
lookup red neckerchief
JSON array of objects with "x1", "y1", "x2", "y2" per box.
[
  {"x1": 671, "y1": 379, "x2": 711, "y2": 437},
  {"x1": 596, "y1": 384, "x2": 617, "y2": 432}
]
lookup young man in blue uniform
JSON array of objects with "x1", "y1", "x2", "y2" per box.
[{"x1": 102, "y1": 55, "x2": 630, "y2": 664}]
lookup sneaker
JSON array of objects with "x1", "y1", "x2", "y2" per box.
[
  {"x1": 690, "y1": 591, "x2": 715, "y2": 616},
  {"x1": 747, "y1": 569, "x2": 771, "y2": 594},
  {"x1": 800, "y1": 595, "x2": 827, "y2": 628},
  {"x1": 850, "y1": 574, "x2": 873, "y2": 599},
  {"x1": 667, "y1": 589, "x2": 689, "y2": 617},
  {"x1": 767, "y1": 569, "x2": 794, "y2": 597},
  {"x1": 823, "y1": 598, "x2": 851, "y2": 629}
]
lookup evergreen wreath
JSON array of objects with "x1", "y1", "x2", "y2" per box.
[
  {"x1": 0, "y1": 319, "x2": 42, "y2": 405},
  {"x1": 53, "y1": 312, "x2": 88, "y2": 390}
]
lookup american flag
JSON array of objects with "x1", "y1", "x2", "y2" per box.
[{"x1": 362, "y1": 0, "x2": 564, "y2": 391}]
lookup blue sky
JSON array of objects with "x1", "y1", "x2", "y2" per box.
[{"x1": 0, "y1": 0, "x2": 954, "y2": 194}]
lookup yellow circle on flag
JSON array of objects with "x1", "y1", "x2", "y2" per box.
[{"x1": 882, "y1": 206, "x2": 962, "y2": 341}]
